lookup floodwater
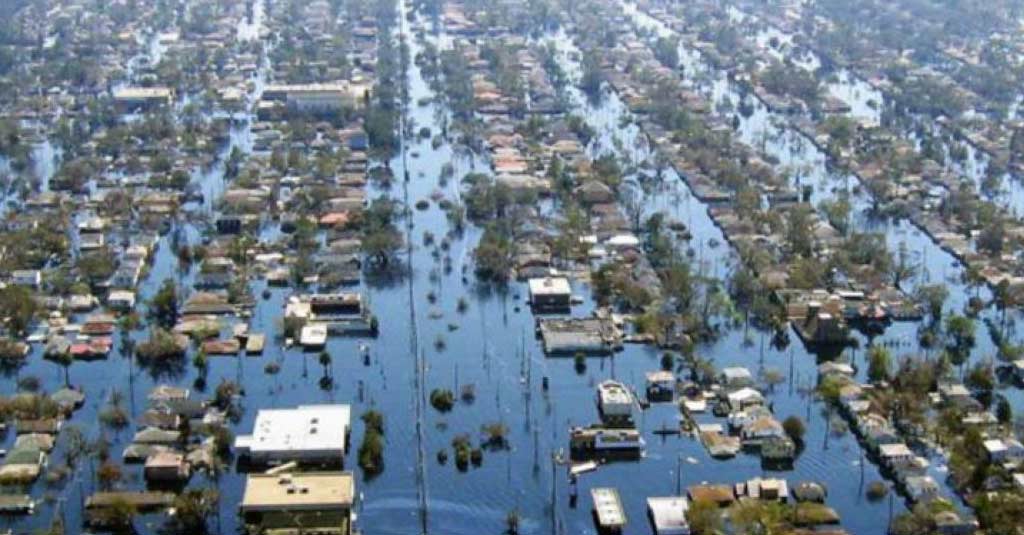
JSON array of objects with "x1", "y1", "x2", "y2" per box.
[{"x1": 2, "y1": 1, "x2": 1023, "y2": 534}]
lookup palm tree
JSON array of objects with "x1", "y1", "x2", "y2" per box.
[
  {"x1": 318, "y1": 351, "x2": 333, "y2": 389},
  {"x1": 54, "y1": 351, "x2": 73, "y2": 387},
  {"x1": 318, "y1": 351, "x2": 332, "y2": 377}
]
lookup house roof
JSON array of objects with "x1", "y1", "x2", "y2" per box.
[
  {"x1": 528, "y1": 277, "x2": 571, "y2": 297},
  {"x1": 646, "y1": 497, "x2": 689, "y2": 534},
  {"x1": 879, "y1": 443, "x2": 912, "y2": 457}
]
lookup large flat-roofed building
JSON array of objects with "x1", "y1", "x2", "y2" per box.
[
  {"x1": 235, "y1": 405, "x2": 350, "y2": 465},
  {"x1": 113, "y1": 87, "x2": 174, "y2": 109},
  {"x1": 240, "y1": 471, "x2": 355, "y2": 535},
  {"x1": 262, "y1": 82, "x2": 370, "y2": 111}
]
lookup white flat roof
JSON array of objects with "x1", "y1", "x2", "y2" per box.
[
  {"x1": 721, "y1": 367, "x2": 752, "y2": 380},
  {"x1": 879, "y1": 443, "x2": 912, "y2": 457},
  {"x1": 647, "y1": 497, "x2": 689, "y2": 534},
  {"x1": 984, "y1": 439, "x2": 1007, "y2": 452},
  {"x1": 236, "y1": 405, "x2": 350, "y2": 458},
  {"x1": 528, "y1": 277, "x2": 571, "y2": 296},
  {"x1": 592, "y1": 488, "x2": 626, "y2": 528},
  {"x1": 598, "y1": 380, "x2": 634, "y2": 406},
  {"x1": 113, "y1": 87, "x2": 173, "y2": 99}
]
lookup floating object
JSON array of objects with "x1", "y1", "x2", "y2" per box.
[{"x1": 570, "y1": 461, "x2": 598, "y2": 476}]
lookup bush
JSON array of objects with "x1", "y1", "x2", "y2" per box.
[
  {"x1": 783, "y1": 416, "x2": 806, "y2": 445},
  {"x1": 362, "y1": 410, "x2": 384, "y2": 435},
  {"x1": 136, "y1": 329, "x2": 187, "y2": 362},
  {"x1": 99, "y1": 406, "x2": 130, "y2": 429},
  {"x1": 452, "y1": 434, "x2": 472, "y2": 471},
  {"x1": 866, "y1": 481, "x2": 888, "y2": 501},
  {"x1": 16, "y1": 376, "x2": 40, "y2": 392},
  {"x1": 358, "y1": 430, "x2": 384, "y2": 475},
  {"x1": 97, "y1": 461, "x2": 123, "y2": 489},
  {"x1": 207, "y1": 424, "x2": 234, "y2": 457},
  {"x1": 281, "y1": 316, "x2": 305, "y2": 339},
  {"x1": 0, "y1": 339, "x2": 27, "y2": 363},
  {"x1": 358, "y1": 410, "x2": 385, "y2": 475},
  {"x1": 430, "y1": 388, "x2": 455, "y2": 412},
  {"x1": 481, "y1": 422, "x2": 508, "y2": 449}
]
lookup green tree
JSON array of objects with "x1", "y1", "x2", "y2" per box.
[
  {"x1": 77, "y1": 250, "x2": 117, "y2": 287},
  {"x1": 686, "y1": 498, "x2": 723, "y2": 534},
  {"x1": 945, "y1": 314, "x2": 976, "y2": 370},
  {"x1": 53, "y1": 350, "x2": 73, "y2": 387},
  {"x1": 95, "y1": 497, "x2": 136, "y2": 532},
  {"x1": 473, "y1": 226, "x2": 512, "y2": 282},
  {"x1": 164, "y1": 489, "x2": 218, "y2": 534},
  {"x1": 782, "y1": 415, "x2": 806, "y2": 445},
  {"x1": 192, "y1": 349, "x2": 208, "y2": 379},
  {"x1": 0, "y1": 285, "x2": 39, "y2": 336},
  {"x1": 785, "y1": 205, "x2": 814, "y2": 258},
  {"x1": 579, "y1": 49, "x2": 604, "y2": 98},
  {"x1": 97, "y1": 461, "x2": 123, "y2": 490},
  {"x1": 995, "y1": 395, "x2": 1012, "y2": 424},
  {"x1": 361, "y1": 198, "x2": 403, "y2": 267},
  {"x1": 867, "y1": 345, "x2": 892, "y2": 383},
  {"x1": 149, "y1": 278, "x2": 179, "y2": 329},
  {"x1": 915, "y1": 284, "x2": 948, "y2": 322},
  {"x1": 973, "y1": 488, "x2": 1024, "y2": 533},
  {"x1": 318, "y1": 351, "x2": 332, "y2": 376},
  {"x1": 890, "y1": 242, "x2": 918, "y2": 288}
]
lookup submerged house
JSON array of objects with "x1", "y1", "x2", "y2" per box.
[
  {"x1": 537, "y1": 317, "x2": 620, "y2": 355},
  {"x1": 646, "y1": 496, "x2": 689, "y2": 535},
  {"x1": 592, "y1": 487, "x2": 627, "y2": 534},
  {"x1": 144, "y1": 451, "x2": 190, "y2": 482},
  {"x1": 285, "y1": 293, "x2": 375, "y2": 335},
  {"x1": 528, "y1": 277, "x2": 572, "y2": 312},
  {"x1": 597, "y1": 380, "x2": 635, "y2": 425},
  {"x1": 240, "y1": 471, "x2": 356, "y2": 535}
]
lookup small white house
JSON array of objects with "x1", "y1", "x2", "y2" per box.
[
  {"x1": 741, "y1": 416, "x2": 785, "y2": 443},
  {"x1": 726, "y1": 387, "x2": 764, "y2": 411},
  {"x1": 984, "y1": 438, "x2": 1024, "y2": 464},
  {"x1": 727, "y1": 405, "x2": 772, "y2": 431},
  {"x1": 904, "y1": 475, "x2": 940, "y2": 503},
  {"x1": 879, "y1": 443, "x2": 915, "y2": 469},
  {"x1": 11, "y1": 270, "x2": 41, "y2": 288},
  {"x1": 720, "y1": 367, "x2": 753, "y2": 388},
  {"x1": 597, "y1": 380, "x2": 635, "y2": 420},
  {"x1": 817, "y1": 361, "x2": 854, "y2": 379},
  {"x1": 107, "y1": 290, "x2": 136, "y2": 312},
  {"x1": 528, "y1": 277, "x2": 571, "y2": 310}
]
